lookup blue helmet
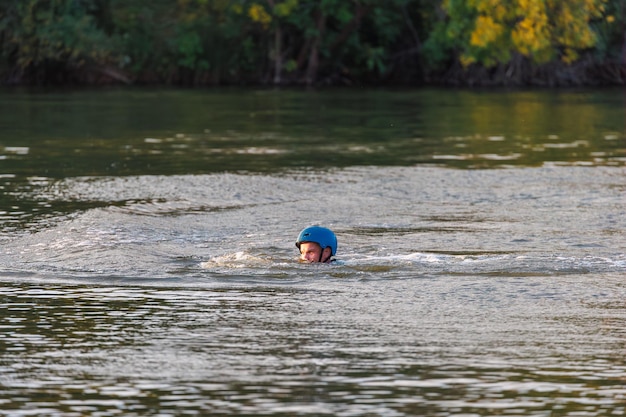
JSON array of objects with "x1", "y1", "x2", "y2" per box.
[{"x1": 295, "y1": 226, "x2": 337, "y2": 256}]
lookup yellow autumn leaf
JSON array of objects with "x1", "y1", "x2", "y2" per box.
[
  {"x1": 248, "y1": 3, "x2": 272, "y2": 27},
  {"x1": 470, "y1": 15, "x2": 503, "y2": 48}
]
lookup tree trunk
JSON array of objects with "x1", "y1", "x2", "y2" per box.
[
  {"x1": 305, "y1": 11, "x2": 326, "y2": 85},
  {"x1": 273, "y1": 25, "x2": 282, "y2": 85},
  {"x1": 266, "y1": 0, "x2": 282, "y2": 85}
]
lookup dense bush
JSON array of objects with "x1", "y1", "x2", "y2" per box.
[{"x1": 0, "y1": 0, "x2": 623, "y2": 86}]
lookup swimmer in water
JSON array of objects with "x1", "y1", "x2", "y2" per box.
[{"x1": 295, "y1": 226, "x2": 337, "y2": 263}]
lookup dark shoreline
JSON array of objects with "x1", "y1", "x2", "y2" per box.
[{"x1": 3, "y1": 58, "x2": 624, "y2": 89}]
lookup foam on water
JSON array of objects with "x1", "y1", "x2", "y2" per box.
[{"x1": 201, "y1": 251, "x2": 274, "y2": 269}]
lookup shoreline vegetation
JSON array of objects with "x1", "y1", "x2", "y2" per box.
[{"x1": 1, "y1": 0, "x2": 624, "y2": 88}]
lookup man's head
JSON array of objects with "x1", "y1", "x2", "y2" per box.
[{"x1": 295, "y1": 226, "x2": 337, "y2": 263}]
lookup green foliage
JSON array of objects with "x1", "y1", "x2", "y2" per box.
[
  {"x1": 0, "y1": 0, "x2": 114, "y2": 77},
  {"x1": 274, "y1": 0, "x2": 299, "y2": 18},
  {"x1": 589, "y1": 0, "x2": 625, "y2": 61},
  {"x1": 423, "y1": 0, "x2": 616, "y2": 68},
  {"x1": 0, "y1": 0, "x2": 623, "y2": 85}
]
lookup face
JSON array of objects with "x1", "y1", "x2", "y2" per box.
[{"x1": 299, "y1": 242, "x2": 329, "y2": 263}]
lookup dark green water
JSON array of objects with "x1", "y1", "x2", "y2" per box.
[
  {"x1": 0, "y1": 88, "x2": 624, "y2": 416},
  {"x1": 1, "y1": 88, "x2": 624, "y2": 177}
]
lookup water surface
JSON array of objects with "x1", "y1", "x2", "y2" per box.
[{"x1": 0, "y1": 88, "x2": 624, "y2": 416}]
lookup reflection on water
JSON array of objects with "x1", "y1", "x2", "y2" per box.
[
  {"x1": 0, "y1": 89, "x2": 624, "y2": 416},
  {"x1": 0, "y1": 88, "x2": 624, "y2": 178}
]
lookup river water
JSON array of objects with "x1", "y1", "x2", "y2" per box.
[{"x1": 0, "y1": 88, "x2": 624, "y2": 416}]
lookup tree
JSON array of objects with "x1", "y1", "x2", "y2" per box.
[
  {"x1": 0, "y1": 0, "x2": 115, "y2": 83},
  {"x1": 424, "y1": 0, "x2": 615, "y2": 76}
]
